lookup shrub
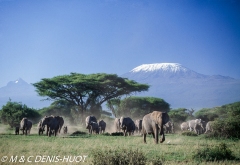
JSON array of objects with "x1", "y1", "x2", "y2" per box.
[
  {"x1": 192, "y1": 142, "x2": 237, "y2": 162},
  {"x1": 100, "y1": 132, "x2": 111, "y2": 136},
  {"x1": 202, "y1": 101, "x2": 240, "y2": 139},
  {"x1": 203, "y1": 132, "x2": 222, "y2": 139},
  {"x1": 91, "y1": 148, "x2": 147, "y2": 165},
  {"x1": 70, "y1": 131, "x2": 87, "y2": 136},
  {"x1": 111, "y1": 132, "x2": 124, "y2": 136},
  {"x1": 0, "y1": 101, "x2": 41, "y2": 127},
  {"x1": 181, "y1": 131, "x2": 198, "y2": 136},
  {"x1": 212, "y1": 116, "x2": 240, "y2": 139}
]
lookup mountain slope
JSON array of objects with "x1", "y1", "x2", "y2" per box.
[
  {"x1": 0, "y1": 78, "x2": 51, "y2": 109},
  {"x1": 122, "y1": 63, "x2": 240, "y2": 109}
]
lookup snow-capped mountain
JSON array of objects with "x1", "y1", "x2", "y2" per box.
[
  {"x1": 122, "y1": 63, "x2": 240, "y2": 109},
  {"x1": 0, "y1": 78, "x2": 51, "y2": 109},
  {"x1": 131, "y1": 63, "x2": 189, "y2": 73}
]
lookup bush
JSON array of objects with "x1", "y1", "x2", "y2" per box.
[
  {"x1": 202, "y1": 101, "x2": 240, "y2": 139},
  {"x1": 212, "y1": 109, "x2": 240, "y2": 139},
  {"x1": 192, "y1": 142, "x2": 237, "y2": 162},
  {"x1": 111, "y1": 132, "x2": 124, "y2": 136},
  {"x1": 203, "y1": 131, "x2": 222, "y2": 139},
  {"x1": 181, "y1": 131, "x2": 198, "y2": 136},
  {"x1": 100, "y1": 132, "x2": 111, "y2": 136},
  {"x1": 70, "y1": 131, "x2": 87, "y2": 136},
  {"x1": 91, "y1": 148, "x2": 147, "y2": 165},
  {"x1": 0, "y1": 101, "x2": 41, "y2": 127}
]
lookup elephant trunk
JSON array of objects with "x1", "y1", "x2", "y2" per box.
[{"x1": 120, "y1": 123, "x2": 126, "y2": 129}]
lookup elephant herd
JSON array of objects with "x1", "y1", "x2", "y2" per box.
[
  {"x1": 90, "y1": 111, "x2": 170, "y2": 144},
  {"x1": 16, "y1": 115, "x2": 66, "y2": 137},
  {"x1": 15, "y1": 112, "x2": 213, "y2": 144},
  {"x1": 180, "y1": 119, "x2": 213, "y2": 134},
  {"x1": 85, "y1": 116, "x2": 106, "y2": 134}
]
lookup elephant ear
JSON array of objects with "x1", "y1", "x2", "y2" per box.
[
  {"x1": 162, "y1": 113, "x2": 170, "y2": 125},
  {"x1": 150, "y1": 111, "x2": 159, "y2": 123},
  {"x1": 195, "y1": 119, "x2": 201, "y2": 124}
]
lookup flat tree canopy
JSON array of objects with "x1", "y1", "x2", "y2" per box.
[
  {"x1": 33, "y1": 73, "x2": 149, "y2": 121},
  {"x1": 107, "y1": 96, "x2": 170, "y2": 119}
]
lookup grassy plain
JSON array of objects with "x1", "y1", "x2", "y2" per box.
[{"x1": 0, "y1": 124, "x2": 239, "y2": 165}]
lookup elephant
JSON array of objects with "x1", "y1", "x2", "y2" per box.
[
  {"x1": 89, "y1": 121, "x2": 99, "y2": 134},
  {"x1": 114, "y1": 118, "x2": 121, "y2": 132},
  {"x1": 188, "y1": 119, "x2": 204, "y2": 135},
  {"x1": 20, "y1": 118, "x2": 32, "y2": 135},
  {"x1": 38, "y1": 119, "x2": 45, "y2": 135},
  {"x1": 41, "y1": 116, "x2": 60, "y2": 137},
  {"x1": 55, "y1": 116, "x2": 64, "y2": 133},
  {"x1": 142, "y1": 111, "x2": 169, "y2": 144},
  {"x1": 204, "y1": 121, "x2": 213, "y2": 134},
  {"x1": 98, "y1": 120, "x2": 106, "y2": 134},
  {"x1": 63, "y1": 126, "x2": 68, "y2": 134},
  {"x1": 197, "y1": 121, "x2": 206, "y2": 134},
  {"x1": 15, "y1": 126, "x2": 19, "y2": 135},
  {"x1": 135, "y1": 119, "x2": 142, "y2": 134},
  {"x1": 120, "y1": 117, "x2": 135, "y2": 136},
  {"x1": 180, "y1": 122, "x2": 189, "y2": 131},
  {"x1": 164, "y1": 121, "x2": 174, "y2": 133},
  {"x1": 86, "y1": 115, "x2": 97, "y2": 133}
]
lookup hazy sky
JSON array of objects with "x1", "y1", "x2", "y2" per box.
[{"x1": 0, "y1": 0, "x2": 240, "y2": 87}]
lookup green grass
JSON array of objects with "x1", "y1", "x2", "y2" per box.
[{"x1": 0, "y1": 124, "x2": 240, "y2": 165}]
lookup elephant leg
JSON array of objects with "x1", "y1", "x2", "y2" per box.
[
  {"x1": 160, "y1": 126, "x2": 165, "y2": 143},
  {"x1": 194, "y1": 125, "x2": 198, "y2": 134},
  {"x1": 143, "y1": 133, "x2": 147, "y2": 143},
  {"x1": 154, "y1": 128, "x2": 159, "y2": 144},
  {"x1": 153, "y1": 133, "x2": 158, "y2": 144},
  {"x1": 46, "y1": 127, "x2": 49, "y2": 136},
  {"x1": 125, "y1": 127, "x2": 128, "y2": 136},
  {"x1": 128, "y1": 131, "x2": 131, "y2": 136},
  {"x1": 49, "y1": 129, "x2": 51, "y2": 137},
  {"x1": 152, "y1": 133, "x2": 155, "y2": 139}
]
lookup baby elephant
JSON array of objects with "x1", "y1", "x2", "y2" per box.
[
  {"x1": 63, "y1": 126, "x2": 68, "y2": 134},
  {"x1": 15, "y1": 126, "x2": 19, "y2": 135},
  {"x1": 89, "y1": 121, "x2": 99, "y2": 134},
  {"x1": 98, "y1": 120, "x2": 106, "y2": 134}
]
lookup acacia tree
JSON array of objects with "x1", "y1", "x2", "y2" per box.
[
  {"x1": 33, "y1": 73, "x2": 149, "y2": 123},
  {"x1": 106, "y1": 96, "x2": 170, "y2": 119},
  {"x1": 168, "y1": 108, "x2": 194, "y2": 123}
]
